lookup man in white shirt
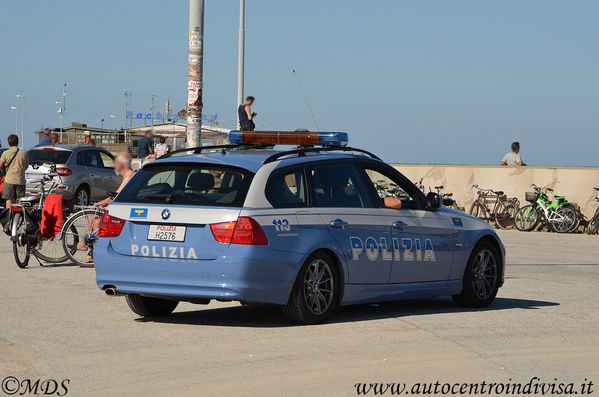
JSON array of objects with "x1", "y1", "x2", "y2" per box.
[{"x1": 500, "y1": 142, "x2": 526, "y2": 166}]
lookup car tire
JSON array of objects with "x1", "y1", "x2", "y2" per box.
[
  {"x1": 452, "y1": 240, "x2": 500, "y2": 308},
  {"x1": 125, "y1": 294, "x2": 179, "y2": 317},
  {"x1": 282, "y1": 251, "x2": 340, "y2": 325},
  {"x1": 72, "y1": 185, "x2": 90, "y2": 209}
]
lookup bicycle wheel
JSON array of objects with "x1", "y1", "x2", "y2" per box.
[
  {"x1": 495, "y1": 201, "x2": 518, "y2": 230},
  {"x1": 469, "y1": 201, "x2": 488, "y2": 220},
  {"x1": 550, "y1": 206, "x2": 578, "y2": 233},
  {"x1": 31, "y1": 224, "x2": 76, "y2": 263},
  {"x1": 587, "y1": 214, "x2": 599, "y2": 235},
  {"x1": 12, "y1": 212, "x2": 30, "y2": 269},
  {"x1": 61, "y1": 209, "x2": 104, "y2": 267},
  {"x1": 514, "y1": 205, "x2": 540, "y2": 231}
]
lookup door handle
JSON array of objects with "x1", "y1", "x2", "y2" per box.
[
  {"x1": 330, "y1": 219, "x2": 349, "y2": 229},
  {"x1": 392, "y1": 220, "x2": 408, "y2": 230}
]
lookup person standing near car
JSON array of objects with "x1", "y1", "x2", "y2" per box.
[
  {"x1": 0, "y1": 134, "x2": 29, "y2": 208},
  {"x1": 137, "y1": 130, "x2": 154, "y2": 164},
  {"x1": 154, "y1": 136, "x2": 169, "y2": 158},
  {"x1": 238, "y1": 96, "x2": 257, "y2": 131}
]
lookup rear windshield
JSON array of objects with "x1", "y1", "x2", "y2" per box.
[
  {"x1": 27, "y1": 149, "x2": 72, "y2": 164},
  {"x1": 114, "y1": 163, "x2": 254, "y2": 207}
]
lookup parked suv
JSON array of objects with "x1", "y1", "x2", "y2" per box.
[{"x1": 26, "y1": 145, "x2": 122, "y2": 208}]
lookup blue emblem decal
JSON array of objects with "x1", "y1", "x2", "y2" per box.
[
  {"x1": 130, "y1": 208, "x2": 148, "y2": 218},
  {"x1": 161, "y1": 209, "x2": 171, "y2": 220},
  {"x1": 452, "y1": 217, "x2": 463, "y2": 227}
]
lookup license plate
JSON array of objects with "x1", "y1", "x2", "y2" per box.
[{"x1": 147, "y1": 225, "x2": 186, "y2": 242}]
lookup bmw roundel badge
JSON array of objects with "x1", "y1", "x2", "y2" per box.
[{"x1": 161, "y1": 209, "x2": 171, "y2": 220}]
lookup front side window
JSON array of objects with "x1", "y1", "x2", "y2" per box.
[
  {"x1": 363, "y1": 166, "x2": 419, "y2": 209},
  {"x1": 310, "y1": 163, "x2": 373, "y2": 208},
  {"x1": 267, "y1": 169, "x2": 307, "y2": 208},
  {"x1": 115, "y1": 164, "x2": 253, "y2": 207}
]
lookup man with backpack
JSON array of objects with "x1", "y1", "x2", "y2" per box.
[{"x1": 0, "y1": 134, "x2": 29, "y2": 208}]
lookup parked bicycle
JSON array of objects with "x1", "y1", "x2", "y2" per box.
[
  {"x1": 11, "y1": 162, "x2": 76, "y2": 268},
  {"x1": 433, "y1": 185, "x2": 464, "y2": 212},
  {"x1": 586, "y1": 187, "x2": 599, "y2": 235},
  {"x1": 514, "y1": 184, "x2": 579, "y2": 233},
  {"x1": 469, "y1": 184, "x2": 519, "y2": 230}
]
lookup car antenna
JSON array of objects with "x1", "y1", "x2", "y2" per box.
[{"x1": 292, "y1": 69, "x2": 320, "y2": 132}]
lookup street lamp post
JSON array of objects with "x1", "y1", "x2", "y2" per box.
[
  {"x1": 101, "y1": 119, "x2": 105, "y2": 129},
  {"x1": 16, "y1": 94, "x2": 24, "y2": 148},
  {"x1": 10, "y1": 106, "x2": 18, "y2": 141},
  {"x1": 124, "y1": 91, "x2": 131, "y2": 144},
  {"x1": 186, "y1": 0, "x2": 204, "y2": 148},
  {"x1": 110, "y1": 114, "x2": 117, "y2": 130},
  {"x1": 236, "y1": 0, "x2": 245, "y2": 127},
  {"x1": 56, "y1": 101, "x2": 63, "y2": 139}
]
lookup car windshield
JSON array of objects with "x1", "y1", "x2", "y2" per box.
[
  {"x1": 27, "y1": 149, "x2": 72, "y2": 164},
  {"x1": 114, "y1": 163, "x2": 254, "y2": 207}
]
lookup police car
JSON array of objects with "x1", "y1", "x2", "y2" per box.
[{"x1": 95, "y1": 131, "x2": 505, "y2": 324}]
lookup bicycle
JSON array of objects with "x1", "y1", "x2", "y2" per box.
[
  {"x1": 61, "y1": 205, "x2": 107, "y2": 267},
  {"x1": 11, "y1": 163, "x2": 77, "y2": 268},
  {"x1": 585, "y1": 187, "x2": 599, "y2": 235},
  {"x1": 514, "y1": 184, "x2": 579, "y2": 233},
  {"x1": 432, "y1": 185, "x2": 464, "y2": 212},
  {"x1": 469, "y1": 184, "x2": 519, "y2": 230}
]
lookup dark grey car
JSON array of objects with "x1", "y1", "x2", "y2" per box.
[{"x1": 26, "y1": 145, "x2": 122, "y2": 208}]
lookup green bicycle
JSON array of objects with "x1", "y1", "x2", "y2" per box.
[{"x1": 514, "y1": 184, "x2": 580, "y2": 233}]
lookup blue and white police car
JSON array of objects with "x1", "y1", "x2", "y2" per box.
[{"x1": 95, "y1": 131, "x2": 505, "y2": 324}]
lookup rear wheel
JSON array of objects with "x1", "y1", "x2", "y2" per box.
[
  {"x1": 282, "y1": 252, "x2": 340, "y2": 324},
  {"x1": 31, "y1": 224, "x2": 75, "y2": 263},
  {"x1": 452, "y1": 241, "x2": 500, "y2": 308},
  {"x1": 514, "y1": 205, "x2": 540, "y2": 231},
  {"x1": 12, "y1": 213, "x2": 30, "y2": 269},
  {"x1": 469, "y1": 201, "x2": 488, "y2": 220},
  {"x1": 587, "y1": 214, "x2": 599, "y2": 235},
  {"x1": 495, "y1": 201, "x2": 518, "y2": 230},
  {"x1": 125, "y1": 294, "x2": 179, "y2": 317}
]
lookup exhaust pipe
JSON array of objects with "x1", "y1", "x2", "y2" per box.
[{"x1": 104, "y1": 287, "x2": 123, "y2": 296}]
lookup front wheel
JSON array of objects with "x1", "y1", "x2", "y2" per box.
[
  {"x1": 12, "y1": 212, "x2": 30, "y2": 269},
  {"x1": 469, "y1": 201, "x2": 488, "y2": 220},
  {"x1": 452, "y1": 241, "x2": 500, "y2": 308},
  {"x1": 550, "y1": 206, "x2": 579, "y2": 233},
  {"x1": 282, "y1": 252, "x2": 340, "y2": 324},
  {"x1": 514, "y1": 205, "x2": 540, "y2": 231},
  {"x1": 587, "y1": 214, "x2": 599, "y2": 235},
  {"x1": 125, "y1": 294, "x2": 179, "y2": 317},
  {"x1": 61, "y1": 209, "x2": 104, "y2": 267}
]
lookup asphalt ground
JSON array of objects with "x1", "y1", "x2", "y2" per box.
[{"x1": 0, "y1": 230, "x2": 598, "y2": 396}]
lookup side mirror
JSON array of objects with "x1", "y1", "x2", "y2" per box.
[
  {"x1": 443, "y1": 197, "x2": 454, "y2": 207},
  {"x1": 426, "y1": 192, "x2": 442, "y2": 210}
]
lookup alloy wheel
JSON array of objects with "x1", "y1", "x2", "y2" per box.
[
  {"x1": 303, "y1": 259, "x2": 334, "y2": 315},
  {"x1": 471, "y1": 249, "x2": 497, "y2": 299}
]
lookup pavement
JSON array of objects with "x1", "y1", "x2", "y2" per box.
[{"x1": 0, "y1": 230, "x2": 598, "y2": 396}]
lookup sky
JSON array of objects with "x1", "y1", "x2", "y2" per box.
[{"x1": 1, "y1": 0, "x2": 598, "y2": 166}]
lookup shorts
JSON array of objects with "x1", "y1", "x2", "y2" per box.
[
  {"x1": 240, "y1": 121, "x2": 255, "y2": 131},
  {"x1": 2, "y1": 183, "x2": 25, "y2": 201}
]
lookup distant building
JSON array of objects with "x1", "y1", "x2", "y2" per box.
[{"x1": 35, "y1": 122, "x2": 230, "y2": 155}]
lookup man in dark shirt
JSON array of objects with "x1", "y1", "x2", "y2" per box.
[
  {"x1": 238, "y1": 96, "x2": 257, "y2": 131},
  {"x1": 137, "y1": 131, "x2": 154, "y2": 163}
]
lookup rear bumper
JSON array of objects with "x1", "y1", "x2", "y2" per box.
[{"x1": 94, "y1": 239, "x2": 303, "y2": 305}]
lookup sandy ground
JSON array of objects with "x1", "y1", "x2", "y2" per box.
[{"x1": 0, "y1": 230, "x2": 597, "y2": 396}]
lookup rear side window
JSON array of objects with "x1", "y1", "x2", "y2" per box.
[
  {"x1": 310, "y1": 163, "x2": 374, "y2": 208},
  {"x1": 114, "y1": 164, "x2": 253, "y2": 207},
  {"x1": 27, "y1": 149, "x2": 71, "y2": 164},
  {"x1": 267, "y1": 169, "x2": 307, "y2": 208}
]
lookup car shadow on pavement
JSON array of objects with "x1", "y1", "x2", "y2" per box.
[{"x1": 135, "y1": 297, "x2": 559, "y2": 328}]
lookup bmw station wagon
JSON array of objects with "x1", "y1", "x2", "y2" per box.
[{"x1": 94, "y1": 131, "x2": 505, "y2": 324}]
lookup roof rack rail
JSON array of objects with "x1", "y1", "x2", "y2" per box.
[
  {"x1": 262, "y1": 146, "x2": 381, "y2": 164},
  {"x1": 159, "y1": 143, "x2": 264, "y2": 159}
]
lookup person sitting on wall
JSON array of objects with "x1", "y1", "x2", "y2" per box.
[{"x1": 500, "y1": 142, "x2": 526, "y2": 166}]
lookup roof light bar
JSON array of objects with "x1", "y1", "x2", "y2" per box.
[{"x1": 228, "y1": 130, "x2": 348, "y2": 147}]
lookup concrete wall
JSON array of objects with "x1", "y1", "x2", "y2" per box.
[{"x1": 391, "y1": 164, "x2": 599, "y2": 218}]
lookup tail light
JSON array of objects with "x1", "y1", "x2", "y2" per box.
[
  {"x1": 56, "y1": 167, "x2": 72, "y2": 176},
  {"x1": 11, "y1": 206, "x2": 22, "y2": 212},
  {"x1": 98, "y1": 211, "x2": 126, "y2": 237},
  {"x1": 210, "y1": 216, "x2": 268, "y2": 245}
]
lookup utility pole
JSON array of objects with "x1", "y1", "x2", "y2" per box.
[
  {"x1": 236, "y1": 0, "x2": 245, "y2": 128},
  {"x1": 16, "y1": 94, "x2": 24, "y2": 148},
  {"x1": 62, "y1": 83, "x2": 66, "y2": 141},
  {"x1": 186, "y1": 0, "x2": 204, "y2": 148},
  {"x1": 150, "y1": 94, "x2": 155, "y2": 133},
  {"x1": 124, "y1": 91, "x2": 131, "y2": 143}
]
